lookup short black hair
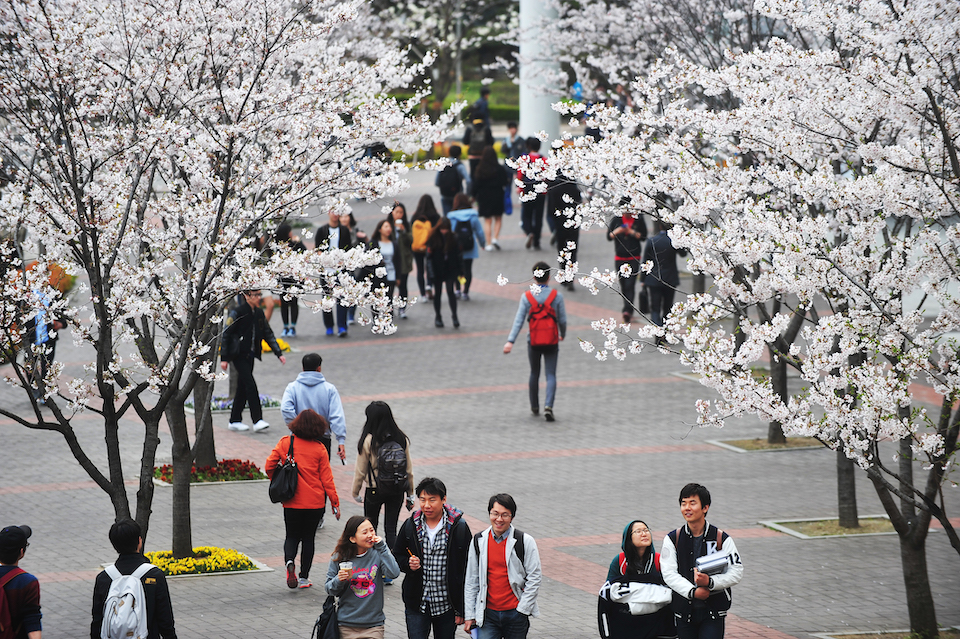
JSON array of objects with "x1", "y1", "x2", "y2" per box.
[
  {"x1": 449, "y1": 145, "x2": 462, "y2": 159},
  {"x1": 679, "y1": 483, "x2": 711, "y2": 507},
  {"x1": 533, "y1": 262, "x2": 551, "y2": 284},
  {"x1": 109, "y1": 519, "x2": 142, "y2": 554},
  {"x1": 526, "y1": 137, "x2": 541, "y2": 152},
  {"x1": 507, "y1": 121, "x2": 518, "y2": 129},
  {"x1": 302, "y1": 353, "x2": 322, "y2": 371},
  {"x1": 416, "y1": 477, "x2": 447, "y2": 499},
  {"x1": 488, "y1": 493, "x2": 517, "y2": 518},
  {"x1": 480, "y1": 87, "x2": 491, "y2": 97}
]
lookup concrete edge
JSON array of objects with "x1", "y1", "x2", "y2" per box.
[
  {"x1": 707, "y1": 439, "x2": 825, "y2": 453},
  {"x1": 152, "y1": 478, "x2": 269, "y2": 487},
  {"x1": 810, "y1": 627, "x2": 960, "y2": 639},
  {"x1": 166, "y1": 555, "x2": 275, "y2": 579},
  {"x1": 758, "y1": 515, "x2": 901, "y2": 540}
]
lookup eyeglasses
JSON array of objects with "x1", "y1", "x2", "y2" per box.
[
  {"x1": 247, "y1": 292, "x2": 262, "y2": 298},
  {"x1": 489, "y1": 511, "x2": 513, "y2": 521},
  {"x1": 632, "y1": 528, "x2": 651, "y2": 535}
]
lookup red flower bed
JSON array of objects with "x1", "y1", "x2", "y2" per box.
[{"x1": 153, "y1": 459, "x2": 266, "y2": 483}]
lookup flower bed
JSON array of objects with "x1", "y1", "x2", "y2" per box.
[
  {"x1": 153, "y1": 459, "x2": 266, "y2": 483},
  {"x1": 185, "y1": 393, "x2": 280, "y2": 412},
  {"x1": 145, "y1": 546, "x2": 257, "y2": 576}
]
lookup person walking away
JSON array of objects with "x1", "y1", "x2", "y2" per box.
[
  {"x1": 446, "y1": 193, "x2": 485, "y2": 303},
  {"x1": 547, "y1": 174, "x2": 582, "y2": 291},
  {"x1": 463, "y1": 494, "x2": 541, "y2": 639},
  {"x1": 91, "y1": 520, "x2": 175, "y2": 639},
  {"x1": 503, "y1": 262, "x2": 567, "y2": 422},
  {"x1": 472, "y1": 146, "x2": 509, "y2": 252},
  {"x1": 267, "y1": 409, "x2": 341, "y2": 590},
  {"x1": 352, "y1": 401, "x2": 414, "y2": 568},
  {"x1": 275, "y1": 223, "x2": 307, "y2": 337},
  {"x1": 660, "y1": 484, "x2": 743, "y2": 639},
  {"x1": 25, "y1": 289, "x2": 65, "y2": 404},
  {"x1": 463, "y1": 119, "x2": 495, "y2": 179},
  {"x1": 502, "y1": 122, "x2": 527, "y2": 160},
  {"x1": 411, "y1": 195, "x2": 440, "y2": 300},
  {"x1": 598, "y1": 520, "x2": 676, "y2": 639},
  {"x1": 392, "y1": 477, "x2": 472, "y2": 639},
  {"x1": 426, "y1": 218, "x2": 462, "y2": 328},
  {"x1": 436, "y1": 146, "x2": 470, "y2": 215},
  {"x1": 316, "y1": 209, "x2": 354, "y2": 337},
  {"x1": 390, "y1": 203, "x2": 415, "y2": 319},
  {"x1": 220, "y1": 289, "x2": 286, "y2": 432},
  {"x1": 1, "y1": 525, "x2": 42, "y2": 639},
  {"x1": 642, "y1": 220, "x2": 687, "y2": 331},
  {"x1": 326, "y1": 516, "x2": 401, "y2": 639},
  {"x1": 471, "y1": 87, "x2": 492, "y2": 129},
  {"x1": 607, "y1": 203, "x2": 648, "y2": 323},
  {"x1": 518, "y1": 138, "x2": 548, "y2": 250}
]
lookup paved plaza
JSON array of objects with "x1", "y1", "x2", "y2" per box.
[{"x1": 2, "y1": 169, "x2": 958, "y2": 638}]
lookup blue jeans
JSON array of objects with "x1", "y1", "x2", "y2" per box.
[
  {"x1": 527, "y1": 343, "x2": 558, "y2": 410},
  {"x1": 676, "y1": 609, "x2": 725, "y2": 639},
  {"x1": 479, "y1": 609, "x2": 529, "y2": 639},
  {"x1": 405, "y1": 609, "x2": 456, "y2": 639}
]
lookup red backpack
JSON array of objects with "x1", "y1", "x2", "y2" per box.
[
  {"x1": 526, "y1": 289, "x2": 559, "y2": 347},
  {"x1": 0, "y1": 567, "x2": 26, "y2": 639}
]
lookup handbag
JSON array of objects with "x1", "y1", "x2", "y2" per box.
[
  {"x1": 268, "y1": 435, "x2": 298, "y2": 504},
  {"x1": 311, "y1": 595, "x2": 340, "y2": 639},
  {"x1": 608, "y1": 581, "x2": 672, "y2": 615}
]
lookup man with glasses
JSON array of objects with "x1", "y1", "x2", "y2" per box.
[
  {"x1": 220, "y1": 289, "x2": 287, "y2": 432},
  {"x1": 463, "y1": 494, "x2": 541, "y2": 639}
]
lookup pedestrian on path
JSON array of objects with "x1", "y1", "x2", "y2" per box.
[
  {"x1": 281, "y1": 353, "x2": 347, "y2": 462},
  {"x1": 91, "y1": 519, "x2": 176, "y2": 639},
  {"x1": 326, "y1": 516, "x2": 401, "y2": 639},
  {"x1": 661, "y1": 484, "x2": 743, "y2": 639},
  {"x1": 389, "y1": 202, "x2": 415, "y2": 319},
  {"x1": 446, "y1": 193, "x2": 485, "y2": 302},
  {"x1": 220, "y1": 289, "x2": 286, "y2": 432},
  {"x1": 436, "y1": 146, "x2": 470, "y2": 215},
  {"x1": 472, "y1": 146, "x2": 509, "y2": 252},
  {"x1": 548, "y1": 174, "x2": 582, "y2": 292},
  {"x1": 598, "y1": 520, "x2": 676, "y2": 639},
  {"x1": 518, "y1": 138, "x2": 548, "y2": 251},
  {"x1": 352, "y1": 401, "x2": 414, "y2": 556},
  {"x1": 607, "y1": 203, "x2": 648, "y2": 324},
  {"x1": 0, "y1": 524, "x2": 42, "y2": 639},
  {"x1": 412, "y1": 195, "x2": 441, "y2": 300},
  {"x1": 427, "y1": 218, "x2": 462, "y2": 328},
  {"x1": 267, "y1": 409, "x2": 341, "y2": 591},
  {"x1": 463, "y1": 494, "x2": 541, "y2": 639},
  {"x1": 316, "y1": 209, "x2": 354, "y2": 337},
  {"x1": 275, "y1": 222, "x2": 307, "y2": 337},
  {"x1": 392, "y1": 477, "x2": 472, "y2": 639},
  {"x1": 642, "y1": 220, "x2": 687, "y2": 329},
  {"x1": 503, "y1": 262, "x2": 567, "y2": 422}
]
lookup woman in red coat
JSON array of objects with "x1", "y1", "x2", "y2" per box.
[{"x1": 266, "y1": 409, "x2": 341, "y2": 590}]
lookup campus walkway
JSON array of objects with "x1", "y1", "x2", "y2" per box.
[{"x1": 1, "y1": 170, "x2": 958, "y2": 637}]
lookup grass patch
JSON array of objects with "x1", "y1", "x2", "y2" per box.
[
  {"x1": 790, "y1": 517, "x2": 894, "y2": 536},
  {"x1": 153, "y1": 459, "x2": 266, "y2": 484},
  {"x1": 827, "y1": 631, "x2": 960, "y2": 639},
  {"x1": 145, "y1": 546, "x2": 257, "y2": 576},
  {"x1": 722, "y1": 437, "x2": 822, "y2": 451}
]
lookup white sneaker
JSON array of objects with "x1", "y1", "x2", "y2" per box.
[
  {"x1": 228, "y1": 422, "x2": 249, "y2": 431},
  {"x1": 252, "y1": 420, "x2": 270, "y2": 432},
  {"x1": 484, "y1": 244, "x2": 494, "y2": 251}
]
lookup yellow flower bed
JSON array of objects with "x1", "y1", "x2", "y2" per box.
[
  {"x1": 145, "y1": 546, "x2": 257, "y2": 576},
  {"x1": 262, "y1": 337, "x2": 291, "y2": 353}
]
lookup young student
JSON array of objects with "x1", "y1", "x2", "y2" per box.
[
  {"x1": 436, "y1": 146, "x2": 471, "y2": 215},
  {"x1": 325, "y1": 516, "x2": 401, "y2": 639},
  {"x1": 660, "y1": 484, "x2": 743, "y2": 639},
  {"x1": 0, "y1": 524, "x2": 42, "y2": 639}
]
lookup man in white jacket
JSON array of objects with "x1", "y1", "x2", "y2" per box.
[{"x1": 463, "y1": 494, "x2": 541, "y2": 639}]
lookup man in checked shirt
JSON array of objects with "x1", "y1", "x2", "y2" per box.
[{"x1": 393, "y1": 478, "x2": 472, "y2": 639}]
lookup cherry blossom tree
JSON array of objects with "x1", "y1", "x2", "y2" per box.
[
  {"x1": 0, "y1": 0, "x2": 452, "y2": 557},
  {"x1": 525, "y1": 0, "x2": 959, "y2": 635}
]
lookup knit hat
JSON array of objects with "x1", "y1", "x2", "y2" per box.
[{"x1": 0, "y1": 525, "x2": 32, "y2": 553}]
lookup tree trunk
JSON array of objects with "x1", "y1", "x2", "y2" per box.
[
  {"x1": 837, "y1": 449, "x2": 859, "y2": 528},
  {"x1": 166, "y1": 402, "x2": 195, "y2": 559},
  {"x1": 134, "y1": 416, "x2": 163, "y2": 545},
  {"x1": 899, "y1": 529, "x2": 938, "y2": 638},
  {"x1": 193, "y1": 375, "x2": 217, "y2": 468},
  {"x1": 767, "y1": 343, "x2": 787, "y2": 444},
  {"x1": 692, "y1": 273, "x2": 705, "y2": 295}
]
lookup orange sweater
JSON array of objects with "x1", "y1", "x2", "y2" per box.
[{"x1": 266, "y1": 436, "x2": 339, "y2": 510}]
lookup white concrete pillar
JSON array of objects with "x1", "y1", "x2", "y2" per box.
[{"x1": 519, "y1": 0, "x2": 561, "y2": 146}]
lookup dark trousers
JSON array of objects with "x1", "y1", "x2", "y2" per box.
[
  {"x1": 433, "y1": 277, "x2": 458, "y2": 319},
  {"x1": 455, "y1": 259, "x2": 473, "y2": 294},
  {"x1": 528, "y1": 344, "x2": 558, "y2": 410},
  {"x1": 323, "y1": 304, "x2": 349, "y2": 331},
  {"x1": 405, "y1": 609, "x2": 456, "y2": 639},
  {"x1": 479, "y1": 608, "x2": 530, "y2": 639},
  {"x1": 556, "y1": 228, "x2": 579, "y2": 264},
  {"x1": 440, "y1": 196, "x2": 454, "y2": 215},
  {"x1": 617, "y1": 259, "x2": 642, "y2": 316},
  {"x1": 29, "y1": 339, "x2": 56, "y2": 398},
  {"x1": 520, "y1": 194, "x2": 546, "y2": 247},
  {"x1": 676, "y1": 610, "x2": 725, "y2": 639},
  {"x1": 398, "y1": 272, "x2": 409, "y2": 301},
  {"x1": 364, "y1": 486, "x2": 404, "y2": 549},
  {"x1": 414, "y1": 252, "x2": 431, "y2": 296},
  {"x1": 230, "y1": 356, "x2": 262, "y2": 423},
  {"x1": 283, "y1": 507, "x2": 323, "y2": 579},
  {"x1": 647, "y1": 284, "x2": 676, "y2": 327},
  {"x1": 280, "y1": 297, "x2": 299, "y2": 326}
]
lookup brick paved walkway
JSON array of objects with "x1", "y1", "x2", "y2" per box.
[{"x1": 1, "y1": 170, "x2": 958, "y2": 638}]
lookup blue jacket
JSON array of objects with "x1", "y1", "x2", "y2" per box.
[
  {"x1": 446, "y1": 208, "x2": 486, "y2": 260},
  {"x1": 280, "y1": 372, "x2": 346, "y2": 446},
  {"x1": 507, "y1": 286, "x2": 567, "y2": 344}
]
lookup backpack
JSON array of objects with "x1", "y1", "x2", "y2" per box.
[
  {"x1": 467, "y1": 125, "x2": 490, "y2": 157},
  {"x1": 454, "y1": 219, "x2": 474, "y2": 252},
  {"x1": 373, "y1": 440, "x2": 408, "y2": 493},
  {"x1": 0, "y1": 567, "x2": 26, "y2": 639},
  {"x1": 437, "y1": 163, "x2": 463, "y2": 197},
  {"x1": 411, "y1": 220, "x2": 432, "y2": 252},
  {"x1": 100, "y1": 562, "x2": 155, "y2": 639},
  {"x1": 473, "y1": 529, "x2": 525, "y2": 563},
  {"x1": 526, "y1": 289, "x2": 559, "y2": 347}
]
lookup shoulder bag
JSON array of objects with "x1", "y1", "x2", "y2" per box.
[{"x1": 268, "y1": 435, "x2": 298, "y2": 504}]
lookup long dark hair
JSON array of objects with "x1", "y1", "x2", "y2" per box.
[
  {"x1": 475, "y1": 145, "x2": 501, "y2": 180},
  {"x1": 427, "y1": 217, "x2": 459, "y2": 256},
  {"x1": 624, "y1": 520, "x2": 656, "y2": 574},
  {"x1": 288, "y1": 409, "x2": 329, "y2": 442},
  {"x1": 356, "y1": 400, "x2": 408, "y2": 455},
  {"x1": 332, "y1": 515, "x2": 370, "y2": 562},
  {"x1": 371, "y1": 218, "x2": 393, "y2": 249},
  {"x1": 390, "y1": 202, "x2": 410, "y2": 229},
  {"x1": 412, "y1": 194, "x2": 440, "y2": 225}
]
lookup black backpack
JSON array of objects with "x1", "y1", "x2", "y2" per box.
[
  {"x1": 372, "y1": 441, "x2": 408, "y2": 493},
  {"x1": 437, "y1": 163, "x2": 463, "y2": 197},
  {"x1": 473, "y1": 529, "x2": 525, "y2": 563},
  {"x1": 454, "y1": 219, "x2": 474, "y2": 252}
]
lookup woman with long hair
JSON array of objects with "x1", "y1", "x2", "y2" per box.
[
  {"x1": 446, "y1": 192, "x2": 485, "y2": 301},
  {"x1": 426, "y1": 217, "x2": 462, "y2": 328},
  {"x1": 275, "y1": 222, "x2": 307, "y2": 336},
  {"x1": 471, "y1": 145, "x2": 510, "y2": 250},
  {"x1": 411, "y1": 194, "x2": 440, "y2": 300},
  {"x1": 388, "y1": 202, "x2": 414, "y2": 319},
  {"x1": 598, "y1": 520, "x2": 676, "y2": 639},
  {"x1": 265, "y1": 409, "x2": 340, "y2": 590},
  {"x1": 325, "y1": 515, "x2": 400, "y2": 639},
  {"x1": 351, "y1": 401, "x2": 413, "y2": 554}
]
